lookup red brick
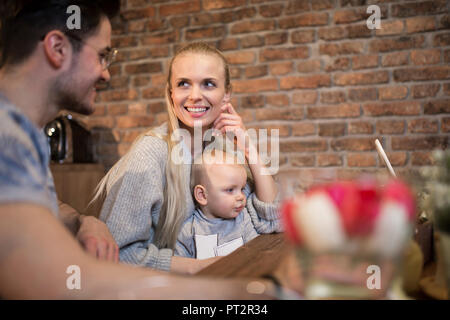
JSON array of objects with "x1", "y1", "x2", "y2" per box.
[
  {"x1": 86, "y1": 117, "x2": 115, "y2": 129},
  {"x1": 260, "y1": 47, "x2": 309, "y2": 62},
  {"x1": 128, "y1": 20, "x2": 147, "y2": 33},
  {"x1": 363, "y1": 101, "x2": 421, "y2": 116},
  {"x1": 92, "y1": 105, "x2": 106, "y2": 117},
  {"x1": 412, "y1": 84, "x2": 440, "y2": 98},
  {"x1": 331, "y1": 138, "x2": 376, "y2": 152},
  {"x1": 297, "y1": 60, "x2": 321, "y2": 73},
  {"x1": 445, "y1": 49, "x2": 450, "y2": 63},
  {"x1": 352, "y1": 55, "x2": 378, "y2": 70},
  {"x1": 285, "y1": 0, "x2": 310, "y2": 14},
  {"x1": 307, "y1": 103, "x2": 360, "y2": 119},
  {"x1": 121, "y1": 7, "x2": 155, "y2": 20},
  {"x1": 319, "y1": 122, "x2": 346, "y2": 137},
  {"x1": 445, "y1": 83, "x2": 450, "y2": 96},
  {"x1": 247, "y1": 124, "x2": 290, "y2": 138},
  {"x1": 334, "y1": 71, "x2": 388, "y2": 86},
  {"x1": 151, "y1": 74, "x2": 166, "y2": 87},
  {"x1": 128, "y1": 102, "x2": 147, "y2": 115},
  {"x1": 116, "y1": 115, "x2": 154, "y2": 129},
  {"x1": 424, "y1": 99, "x2": 450, "y2": 114},
  {"x1": 291, "y1": 30, "x2": 315, "y2": 44},
  {"x1": 346, "y1": 24, "x2": 371, "y2": 39},
  {"x1": 218, "y1": 38, "x2": 239, "y2": 51},
  {"x1": 392, "y1": 136, "x2": 449, "y2": 151},
  {"x1": 376, "y1": 20, "x2": 404, "y2": 36},
  {"x1": 291, "y1": 155, "x2": 315, "y2": 167},
  {"x1": 125, "y1": 62, "x2": 162, "y2": 75},
  {"x1": 434, "y1": 33, "x2": 450, "y2": 47},
  {"x1": 317, "y1": 154, "x2": 342, "y2": 167},
  {"x1": 160, "y1": 0, "x2": 201, "y2": 16},
  {"x1": 381, "y1": 52, "x2": 409, "y2": 67},
  {"x1": 229, "y1": 67, "x2": 242, "y2": 79},
  {"x1": 241, "y1": 35, "x2": 264, "y2": 48},
  {"x1": 233, "y1": 79, "x2": 278, "y2": 93},
  {"x1": 391, "y1": 1, "x2": 447, "y2": 17},
  {"x1": 319, "y1": 42, "x2": 364, "y2": 56},
  {"x1": 259, "y1": 3, "x2": 284, "y2": 17},
  {"x1": 147, "y1": 19, "x2": 166, "y2": 32},
  {"x1": 411, "y1": 49, "x2": 441, "y2": 65},
  {"x1": 394, "y1": 66, "x2": 450, "y2": 82},
  {"x1": 378, "y1": 86, "x2": 408, "y2": 100},
  {"x1": 109, "y1": 76, "x2": 129, "y2": 89},
  {"x1": 348, "y1": 121, "x2": 374, "y2": 134},
  {"x1": 111, "y1": 36, "x2": 138, "y2": 48},
  {"x1": 265, "y1": 32, "x2": 288, "y2": 45},
  {"x1": 269, "y1": 62, "x2": 293, "y2": 75},
  {"x1": 279, "y1": 12, "x2": 328, "y2": 28},
  {"x1": 133, "y1": 76, "x2": 150, "y2": 87},
  {"x1": 348, "y1": 88, "x2": 377, "y2": 102},
  {"x1": 406, "y1": 16, "x2": 436, "y2": 33},
  {"x1": 231, "y1": 20, "x2": 275, "y2": 34},
  {"x1": 376, "y1": 120, "x2": 405, "y2": 134},
  {"x1": 149, "y1": 46, "x2": 170, "y2": 58},
  {"x1": 128, "y1": 49, "x2": 149, "y2": 61},
  {"x1": 318, "y1": 26, "x2": 347, "y2": 41},
  {"x1": 100, "y1": 89, "x2": 138, "y2": 102},
  {"x1": 148, "y1": 102, "x2": 166, "y2": 114},
  {"x1": 311, "y1": 0, "x2": 334, "y2": 10},
  {"x1": 128, "y1": 0, "x2": 150, "y2": 7},
  {"x1": 320, "y1": 91, "x2": 346, "y2": 104},
  {"x1": 202, "y1": 0, "x2": 245, "y2": 10},
  {"x1": 280, "y1": 140, "x2": 328, "y2": 153},
  {"x1": 442, "y1": 117, "x2": 450, "y2": 133},
  {"x1": 408, "y1": 119, "x2": 439, "y2": 134},
  {"x1": 186, "y1": 26, "x2": 226, "y2": 40},
  {"x1": 245, "y1": 65, "x2": 268, "y2": 78},
  {"x1": 169, "y1": 16, "x2": 189, "y2": 29},
  {"x1": 439, "y1": 14, "x2": 450, "y2": 30},
  {"x1": 325, "y1": 57, "x2": 350, "y2": 72},
  {"x1": 266, "y1": 94, "x2": 289, "y2": 107},
  {"x1": 385, "y1": 152, "x2": 407, "y2": 167},
  {"x1": 107, "y1": 104, "x2": 128, "y2": 116},
  {"x1": 411, "y1": 152, "x2": 435, "y2": 166},
  {"x1": 141, "y1": 31, "x2": 179, "y2": 45},
  {"x1": 292, "y1": 123, "x2": 315, "y2": 136},
  {"x1": 142, "y1": 87, "x2": 165, "y2": 99},
  {"x1": 347, "y1": 153, "x2": 377, "y2": 167},
  {"x1": 293, "y1": 91, "x2": 318, "y2": 105},
  {"x1": 241, "y1": 95, "x2": 265, "y2": 109},
  {"x1": 225, "y1": 51, "x2": 256, "y2": 65},
  {"x1": 281, "y1": 75, "x2": 330, "y2": 90},
  {"x1": 254, "y1": 108, "x2": 304, "y2": 121},
  {"x1": 369, "y1": 35, "x2": 425, "y2": 53}
]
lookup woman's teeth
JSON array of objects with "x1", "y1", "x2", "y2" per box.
[{"x1": 186, "y1": 107, "x2": 207, "y2": 113}]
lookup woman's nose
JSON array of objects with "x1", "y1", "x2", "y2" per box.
[{"x1": 188, "y1": 85, "x2": 202, "y2": 101}]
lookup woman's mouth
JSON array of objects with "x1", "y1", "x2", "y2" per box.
[{"x1": 184, "y1": 105, "x2": 210, "y2": 118}]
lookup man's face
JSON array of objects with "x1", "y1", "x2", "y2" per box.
[{"x1": 54, "y1": 16, "x2": 112, "y2": 115}]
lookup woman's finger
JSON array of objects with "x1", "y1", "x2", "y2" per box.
[{"x1": 214, "y1": 120, "x2": 241, "y2": 131}]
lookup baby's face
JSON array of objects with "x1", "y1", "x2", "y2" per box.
[{"x1": 202, "y1": 163, "x2": 247, "y2": 219}]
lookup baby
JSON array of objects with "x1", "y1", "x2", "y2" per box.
[{"x1": 175, "y1": 148, "x2": 282, "y2": 259}]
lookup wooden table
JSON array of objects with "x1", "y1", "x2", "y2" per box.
[{"x1": 197, "y1": 233, "x2": 290, "y2": 279}]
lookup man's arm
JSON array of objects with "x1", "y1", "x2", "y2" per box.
[
  {"x1": 58, "y1": 200, "x2": 119, "y2": 262},
  {"x1": 0, "y1": 203, "x2": 277, "y2": 299}
]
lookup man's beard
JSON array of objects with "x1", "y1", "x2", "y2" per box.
[{"x1": 52, "y1": 69, "x2": 97, "y2": 116}]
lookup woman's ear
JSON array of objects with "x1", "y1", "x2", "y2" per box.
[
  {"x1": 222, "y1": 91, "x2": 231, "y2": 104},
  {"x1": 43, "y1": 30, "x2": 70, "y2": 69},
  {"x1": 194, "y1": 185, "x2": 208, "y2": 206}
]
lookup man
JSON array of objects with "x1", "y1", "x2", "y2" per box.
[{"x1": 0, "y1": 0, "x2": 281, "y2": 299}]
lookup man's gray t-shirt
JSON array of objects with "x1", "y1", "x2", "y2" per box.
[{"x1": 0, "y1": 93, "x2": 58, "y2": 215}]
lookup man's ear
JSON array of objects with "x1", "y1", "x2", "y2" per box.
[
  {"x1": 194, "y1": 185, "x2": 208, "y2": 206},
  {"x1": 42, "y1": 30, "x2": 71, "y2": 69}
]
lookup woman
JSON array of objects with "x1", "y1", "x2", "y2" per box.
[{"x1": 94, "y1": 42, "x2": 278, "y2": 274}]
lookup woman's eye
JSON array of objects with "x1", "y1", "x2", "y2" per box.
[
  {"x1": 177, "y1": 81, "x2": 189, "y2": 87},
  {"x1": 204, "y1": 80, "x2": 216, "y2": 88}
]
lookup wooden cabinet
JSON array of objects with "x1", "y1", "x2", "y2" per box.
[{"x1": 50, "y1": 163, "x2": 105, "y2": 217}]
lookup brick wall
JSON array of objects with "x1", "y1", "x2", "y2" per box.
[{"x1": 82, "y1": 0, "x2": 450, "y2": 185}]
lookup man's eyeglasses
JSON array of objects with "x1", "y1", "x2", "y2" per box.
[{"x1": 64, "y1": 32, "x2": 118, "y2": 70}]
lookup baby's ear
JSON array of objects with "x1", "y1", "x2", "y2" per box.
[{"x1": 194, "y1": 185, "x2": 208, "y2": 206}]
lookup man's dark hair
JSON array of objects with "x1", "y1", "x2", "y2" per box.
[{"x1": 0, "y1": 0, "x2": 120, "y2": 69}]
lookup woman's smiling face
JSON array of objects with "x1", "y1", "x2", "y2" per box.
[{"x1": 170, "y1": 52, "x2": 230, "y2": 132}]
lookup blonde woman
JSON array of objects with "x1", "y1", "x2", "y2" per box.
[{"x1": 94, "y1": 42, "x2": 279, "y2": 274}]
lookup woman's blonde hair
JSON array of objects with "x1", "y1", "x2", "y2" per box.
[{"x1": 91, "y1": 42, "x2": 231, "y2": 249}]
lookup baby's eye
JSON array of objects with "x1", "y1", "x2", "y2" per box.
[{"x1": 226, "y1": 188, "x2": 234, "y2": 193}]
